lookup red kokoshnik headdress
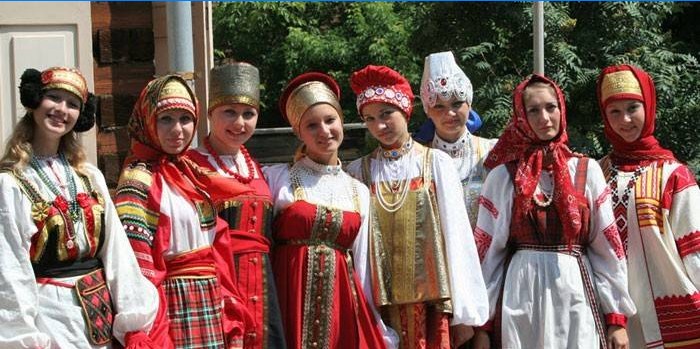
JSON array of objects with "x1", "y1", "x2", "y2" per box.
[
  {"x1": 484, "y1": 74, "x2": 585, "y2": 244},
  {"x1": 350, "y1": 65, "x2": 414, "y2": 119},
  {"x1": 596, "y1": 64, "x2": 676, "y2": 169}
]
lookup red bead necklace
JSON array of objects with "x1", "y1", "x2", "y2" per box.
[{"x1": 203, "y1": 136, "x2": 256, "y2": 184}]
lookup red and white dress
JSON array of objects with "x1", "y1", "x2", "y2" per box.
[
  {"x1": 187, "y1": 146, "x2": 286, "y2": 349},
  {"x1": 264, "y1": 156, "x2": 396, "y2": 349},
  {"x1": 601, "y1": 157, "x2": 700, "y2": 349},
  {"x1": 476, "y1": 157, "x2": 636, "y2": 348},
  {"x1": 0, "y1": 161, "x2": 157, "y2": 348},
  {"x1": 116, "y1": 161, "x2": 248, "y2": 349}
]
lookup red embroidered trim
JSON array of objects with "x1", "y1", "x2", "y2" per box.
[
  {"x1": 662, "y1": 165, "x2": 698, "y2": 210},
  {"x1": 602, "y1": 223, "x2": 625, "y2": 260},
  {"x1": 654, "y1": 292, "x2": 700, "y2": 344},
  {"x1": 473, "y1": 226, "x2": 492, "y2": 262},
  {"x1": 677, "y1": 231, "x2": 700, "y2": 259},
  {"x1": 596, "y1": 185, "x2": 612, "y2": 208},
  {"x1": 605, "y1": 313, "x2": 628, "y2": 327},
  {"x1": 478, "y1": 195, "x2": 499, "y2": 219}
]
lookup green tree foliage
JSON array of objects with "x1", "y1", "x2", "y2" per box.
[
  {"x1": 213, "y1": 2, "x2": 420, "y2": 127},
  {"x1": 214, "y1": 2, "x2": 700, "y2": 174}
]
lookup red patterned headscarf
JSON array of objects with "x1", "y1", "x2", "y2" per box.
[
  {"x1": 485, "y1": 74, "x2": 584, "y2": 243},
  {"x1": 596, "y1": 64, "x2": 676, "y2": 168}
]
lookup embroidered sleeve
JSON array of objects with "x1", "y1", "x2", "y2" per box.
[
  {"x1": 0, "y1": 174, "x2": 51, "y2": 348},
  {"x1": 473, "y1": 226, "x2": 492, "y2": 263},
  {"x1": 664, "y1": 164, "x2": 700, "y2": 288},
  {"x1": 115, "y1": 163, "x2": 163, "y2": 284},
  {"x1": 432, "y1": 152, "x2": 489, "y2": 327},
  {"x1": 473, "y1": 165, "x2": 513, "y2": 328},
  {"x1": 584, "y1": 160, "x2": 636, "y2": 322}
]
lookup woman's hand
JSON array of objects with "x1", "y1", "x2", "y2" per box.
[
  {"x1": 450, "y1": 324, "x2": 474, "y2": 347},
  {"x1": 471, "y1": 329, "x2": 490, "y2": 349},
  {"x1": 607, "y1": 325, "x2": 629, "y2": 349}
]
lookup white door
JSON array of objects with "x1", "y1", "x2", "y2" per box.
[{"x1": 0, "y1": 2, "x2": 96, "y2": 162}]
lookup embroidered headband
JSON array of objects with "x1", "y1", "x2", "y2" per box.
[
  {"x1": 156, "y1": 79, "x2": 196, "y2": 116},
  {"x1": 40, "y1": 67, "x2": 89, "y2": 103},
  {"x1": 599, "y1": 70, "x2": 643, "y2": 108}
]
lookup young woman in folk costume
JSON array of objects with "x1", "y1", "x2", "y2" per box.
[
  {"x1": 419, "y1": 51, "x2": 497, "y2": 231},
  {"x1": 186, "y1": 62, "x2": 286, "y2": 349},
  {"x1": 597, "y1": 64, "x2": 700, "y2": 349},
  {"x1": 346, "y1": 65, "x2": 489, "y2": 348},
  {"x1": 115, "y1": 75, "x2": 252, "y2": 349},
  {"x1": 0, "y1": 67, "x2": 158, "y2": 348},
  {"x1": 264, "y1": 72, "x2": 397, "y2": 349},
  {"x1": 471, "y1": 74, "x2": 636, "y2": 349}
]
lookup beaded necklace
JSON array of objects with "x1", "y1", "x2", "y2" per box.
[
  {"x1": 432, "y1": 131, "x2": 475, "y2": 187},
  {"x1": 532, "y1": 171, "x2": 554, "y2": 207},
  {"x1": 203, "y1": 136, "x2": 255, "y2": 184},
  {"x1": 375, "y1": 139, "x2": 414, "y2": 213},
  {"x1": 30, "y1": 153, "x2": 82, "y2": 221}
]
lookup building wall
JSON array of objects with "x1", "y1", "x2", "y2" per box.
[
  {"x1": 0, "y1": 2, "x2": 95, "y2": 162},
  {"x1": 91, "y1": 2, "x2": 155, "y2": 188}
]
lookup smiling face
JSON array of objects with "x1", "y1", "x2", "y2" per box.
[
  {"x1": 298, "y1": 103, "x2": 344, "y2": 164},
  {"x1": 523, "y1": 85, "x2": 561, "y2": 141},
  {"x1": 361, "y1": 102, "x2": 410, "y2": 148},
  {"x1": 208, "y1": 103, "x2": 259, "y2": 154},
  {"x1": 156, "y1": 108, "x2": 195, "y2": 155},
  {"x1": 426, "y1": 96, "x2": 469, "y2": 142},
  {"x1": 604, "y1": 99, "x2": 645, "y2": 143},
  {"x1": 32, "y1": 89, "x2": 81, "y2": 144}
]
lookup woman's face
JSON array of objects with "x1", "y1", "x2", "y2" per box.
[
  {"x1": 33, "y1": 89, "x2": 81, "y2": 142},
  {"x1": 208, "y1": 103, "x2": 258, "y2": 153},
  {"x1": 361, "y1": 102, "x2": 409, "y2": 148},
  {"x1": 426, "y1": 96, "x2": 469, "y2": 142},
  {"x1": 156, "y1": 108, "x2": 195, "y2": 155},
  {"x1": 298, "y1": 103, "x2": 344, "y2": 164},
  {"x1": 524, "y1": 86, "x2": 561, "y2": 141},
  {"x1": 604, "y1": 99, "x2": 646, "y2": 143}
]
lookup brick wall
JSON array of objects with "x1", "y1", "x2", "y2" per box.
[{"x1": 91, "y1": 2, "x2": 155, "y2": 189}]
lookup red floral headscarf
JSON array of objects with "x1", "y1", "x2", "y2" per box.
[
  {"x1": 596, "y1": 64, "x2": 676, "y2": 169},
  {"x1": 485, "y1": 74, "x2": 585, "y2": 243}
]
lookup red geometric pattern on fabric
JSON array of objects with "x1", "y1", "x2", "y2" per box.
[
  {"x1": 478, "y1": 195, "x2": 499, "y2": 219},
  {"x1": 602, "y1": 223, "x2": 625, "y2": 260},
  {"x1": 654, "y1": 292, "x2": 700, "y2": 345},
  {"x1": 75, "y1": 269, "x2": 114, "y2": 345},
  {"x1": 614, "y1": 203, "x2": 629, "y2": 254},
  {"x1": 662, "y1": 164, "x2": 699, "y2": 210},
  {"x1": 164, "y1": 276, "x2": 226, "y2": 348},
  {"x1": 473, "y1": 226, "x2": 492, "y2": 263},
  {"x1": 677, "y1": 231, "x2": 700, "y2": 259},
  {"x1": 596, "y1": 185, "x2": 612, "y2": 208}
]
